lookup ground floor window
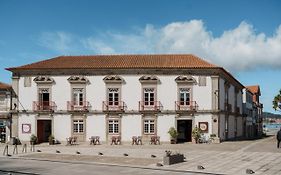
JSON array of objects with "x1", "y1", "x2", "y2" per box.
[
  {"x1": 73, "y1": 120, "x2": 84, "y2": 133},
  {"x1": 144, "y1": 120, "x2": 155, "y2": 134},
  {"x1": 108, "y1": 120, "x2": 119, "y2": 134}
]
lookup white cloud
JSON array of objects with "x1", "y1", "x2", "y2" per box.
[
  {"x1": 38, "y1": 32, "x2": 78, "y2": 54},
  {"x1": 38, "y1": 20, "x2": 281, "y2": 71}
]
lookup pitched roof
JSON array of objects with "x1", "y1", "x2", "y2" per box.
[
  {"x1": 0, "y1": 82, "x2": 11, "y2": 90},
  {"x1": 246, "y1": 85, "x2": 260, "y2": 95},
  {"x1": 6, "y1": 54, "x2": 218, "y2": 71}
]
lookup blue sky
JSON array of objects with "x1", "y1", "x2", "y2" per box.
[{"x1": 0, "y1": 0, "x2": 281, "y2": 113}]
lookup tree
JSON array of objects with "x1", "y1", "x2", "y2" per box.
[{"x1": 273, "y1": 89, "x2": 281, "y2": 111}]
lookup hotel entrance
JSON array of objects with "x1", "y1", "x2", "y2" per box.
[
  {"x1": 177, "y1": 120, "x2": 192, "y2": 142},
  {"x1": 37, "y1": 120, "x2": 52, "y2": 143}
]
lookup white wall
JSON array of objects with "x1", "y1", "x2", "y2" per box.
[
  {"x1": 219, "y1": 78, "x2": 225, "y2": 110},
  {"x1": 87, "y1": 76, "x2": 105, "y2": 110},
  {"x1": 194, "y1": 114, "x2": 213, "y2": 138},
  {"x1": 121, "y1": 115, "x2": 142, "y2": 141},
  {"x1": 18, "y1": 75, "x2": 215, "y2": 111},
  {"x1": 86, "y1": 114, "x2": 106, "y2": 141},
  {"x1": 18, "y1": 114, "x2": 36, "y2": 141},
  {"x1": 219, "y1": 114, "x2": 226, "y2": 140},
  {"x1": 193, "y1": 77, "x2": 212, "y2": 110},
  {"x1": 237, "y1": 117, "x2": 243, "y2": 137},
  {"x1": 18, "y1": 77, "x2": 36, "y2": 111},
  {"x1": 122, "y1": 76, "x2": 142, "y2": 110},
  {"x1": 157, "y1": 115, "x2": 175, "y2": 142},
  {"x1": 228, "y1": 115, "x2": 235, "y2": 138},
  {"x1": 52, "y1": 77, "x2": 71, "y2": 110},
  {"x1": 158, "y1": 76, "x2": 177, "y2": 110},
  {"x1": 53, "y1": 114, "x2": 71, "y2": 141}
]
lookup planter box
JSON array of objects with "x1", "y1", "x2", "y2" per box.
[
  {"x1": 211, "y1": 137, "x2": 221, "y2": 144},
  {"x1": 163, "y1": 154, "x2": 184, "y2": 165}
]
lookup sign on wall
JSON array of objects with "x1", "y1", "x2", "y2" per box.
[
  {"x1": 22, "y1": 124, "x2": 31, "y2": 134},
  {"x1": 199, "y1": 122, "x2": 208, "y2": 133}
]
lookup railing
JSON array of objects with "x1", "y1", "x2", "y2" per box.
[
  {"x1": 102, "y1": 101, "x2": 127, "y2": 112},
  {"x1": 67, "y1": 101, "x2": 90, "y2": 111},
  {"x1": 139, "y1": 101, "x2": 163, "y2": 112},
  {"x1": 175, "y1": 101, "x2": 198, "y2": 111},
  {"x1": 33, "y1": 101, "x2": 57, "y2": 111}
]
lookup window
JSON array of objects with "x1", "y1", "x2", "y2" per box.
[
  {"x1": 179, "y1": 88, "x2": 190, "y2": 105},
  {"x1": 144, "y1": 120, "x2": 155, "y2": 134},
  {"x1": 198, "y1": 76, "x2": 206, "y2": 86},
  {"x1": 73, "y1": 88, "x2": 84, "y2": 106},
  {"x1": 108, "y1": 88, "x2": 119, "y2": 105},
  {"x1": 73, "y1": 120, "x2": 84, "y2": 133},
  {"x1": 38, "y1": 88, "x2": 50, "y2": 110},
  {"x1": 0, "y1": 95, "x2": 5, "y2": 105},
  {"x1": 24, "y1": 77, "x2": 31, "y2": 87},
  {"x1": 143, "y1": 88, "x2": 155, "y2": 105},
  {"x1": 108, "y1": 120, "x2": 119, "y2": 134}
]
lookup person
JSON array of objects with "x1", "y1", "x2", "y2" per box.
[{"x1": 277, "y1": 128, "x2": 281, "y2": 148}]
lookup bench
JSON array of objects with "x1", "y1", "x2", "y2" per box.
[
  {"x1": 111, "y1": 136, "x2": 121, "y2": 145},
  {"x1": 89, "y1": 136, "x2": 100, "y2": 145},
  {"x1": 150, "y1": 135, "x2": 160, "y2": 145},
  {"x1": 132, "y1": 136, "x2": 142, "y2": 145}
]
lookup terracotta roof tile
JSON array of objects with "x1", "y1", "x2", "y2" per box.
[
  {"x1": 6, "y1": 54, "x2": 218, "y2": 71},
  {"x1": 246, "y1": 85, "x2": 260, "y2": 94},
  {"x1": 0, "y1": 82, "x2": 11, "y2": 90}
]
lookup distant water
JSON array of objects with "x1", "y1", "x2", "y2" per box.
[{"x1": 264, "y1": 123, "x2": 281, "y2": 129}]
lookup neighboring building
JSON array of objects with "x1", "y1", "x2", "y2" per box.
[
  {"x1": 0, "y1": 82, "x2": 11, "y2": 143},
  {"x1": 6, "y1": 54, "x2": 245, "y2": 143},
  {"x1": 242, "y1": 88, "x2": 254, "y2": 138},
  {"x1": 245, "y1": 85, "x2": 263, "y2": 137}
]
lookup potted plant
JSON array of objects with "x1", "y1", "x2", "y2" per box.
[
  {"x1": 30, "y1": 134, "x2": 37, "y2": 145},
  {"x1": 168, "y1": 127, "x2": 178, "y2": 144},
  {"x1": 48, "y1": 135, "x2": 55, "y2": 145},
  {"x1": 192, "y1": 126, "x2": 202, "y2": 144}
]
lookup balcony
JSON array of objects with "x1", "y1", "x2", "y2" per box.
[
  {"x1": 67, "y1": 101, "x2": 90, "y2": 112},
  {"x1": 102, "y1": 101, "x2": 127, "y2": 112},
  {"x1": 175, "y1": 101, "x2": 198, "y2": 111},
  {"x1": 139, "y1": 101, "x2": 163, "y2": 112},
  {"x1": 33, "y1": 101, "x2": 57, "y2": 112}
]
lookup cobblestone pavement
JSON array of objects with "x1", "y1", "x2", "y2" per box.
[{"x1": 1, "y1": 136, "x2": 281, "y2": 175}]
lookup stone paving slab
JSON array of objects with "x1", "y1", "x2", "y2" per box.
[
  {"x1": 19, "y1": 153, "x2": 161, "y2": 167},
  {"x1": 1, "y1": 136, "x2": 281, "y2": 175}
]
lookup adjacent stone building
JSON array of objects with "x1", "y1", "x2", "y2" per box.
[
  {"x1": 6, "y1": 54, "x2": 246, "y2": 143},
  {"x1": 0, "y1": 82, "x2": 11, "y2": 143}
]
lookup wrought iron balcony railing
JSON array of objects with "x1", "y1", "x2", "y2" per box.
[
  {"x1": 102, "y1": 101, "x2": 127, "y2": 112},
  {"x1": 67, "y1": 101, "x2": 90, "y2": 111},
  {"x1": 139, "y1": 101, "x2": 163, "y2": 112},
  {"x1": 175, "y1": 101, "x2": 198, "y2": 111},
  {"x1": 33, "y1": 101, "x2": 57, "y2": 111}
]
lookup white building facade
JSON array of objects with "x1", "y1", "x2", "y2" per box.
[
  {"x1": 7, "y1": 54, "x2": 245, "y2": 143},
  {"x1": 0, "y1": 82, "x2": 11, "y2": 143}
]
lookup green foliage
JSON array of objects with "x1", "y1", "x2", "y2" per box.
[
  {"x1": 168, "y1": 127, "x2": 178, "y2": 139},
  {"x1": 192, "y1": 126, "x2": 202, "y2": 141},
  {"x1": 48, "y1": 135, "x2": 54, "y2": 142},
  {"x1": 273, "y1": 89, "x2": 281, "y2": 111},
  {"x1": 30, "y1": 134, "x2": 37, "y2": 143}
]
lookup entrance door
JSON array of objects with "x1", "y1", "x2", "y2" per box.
[
  {"x1": 37, "y1": 120, "x2": 52, "y2": 143},
  {"x1": 177, "y1": 120, "x2": 192, "y2": 142}
]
